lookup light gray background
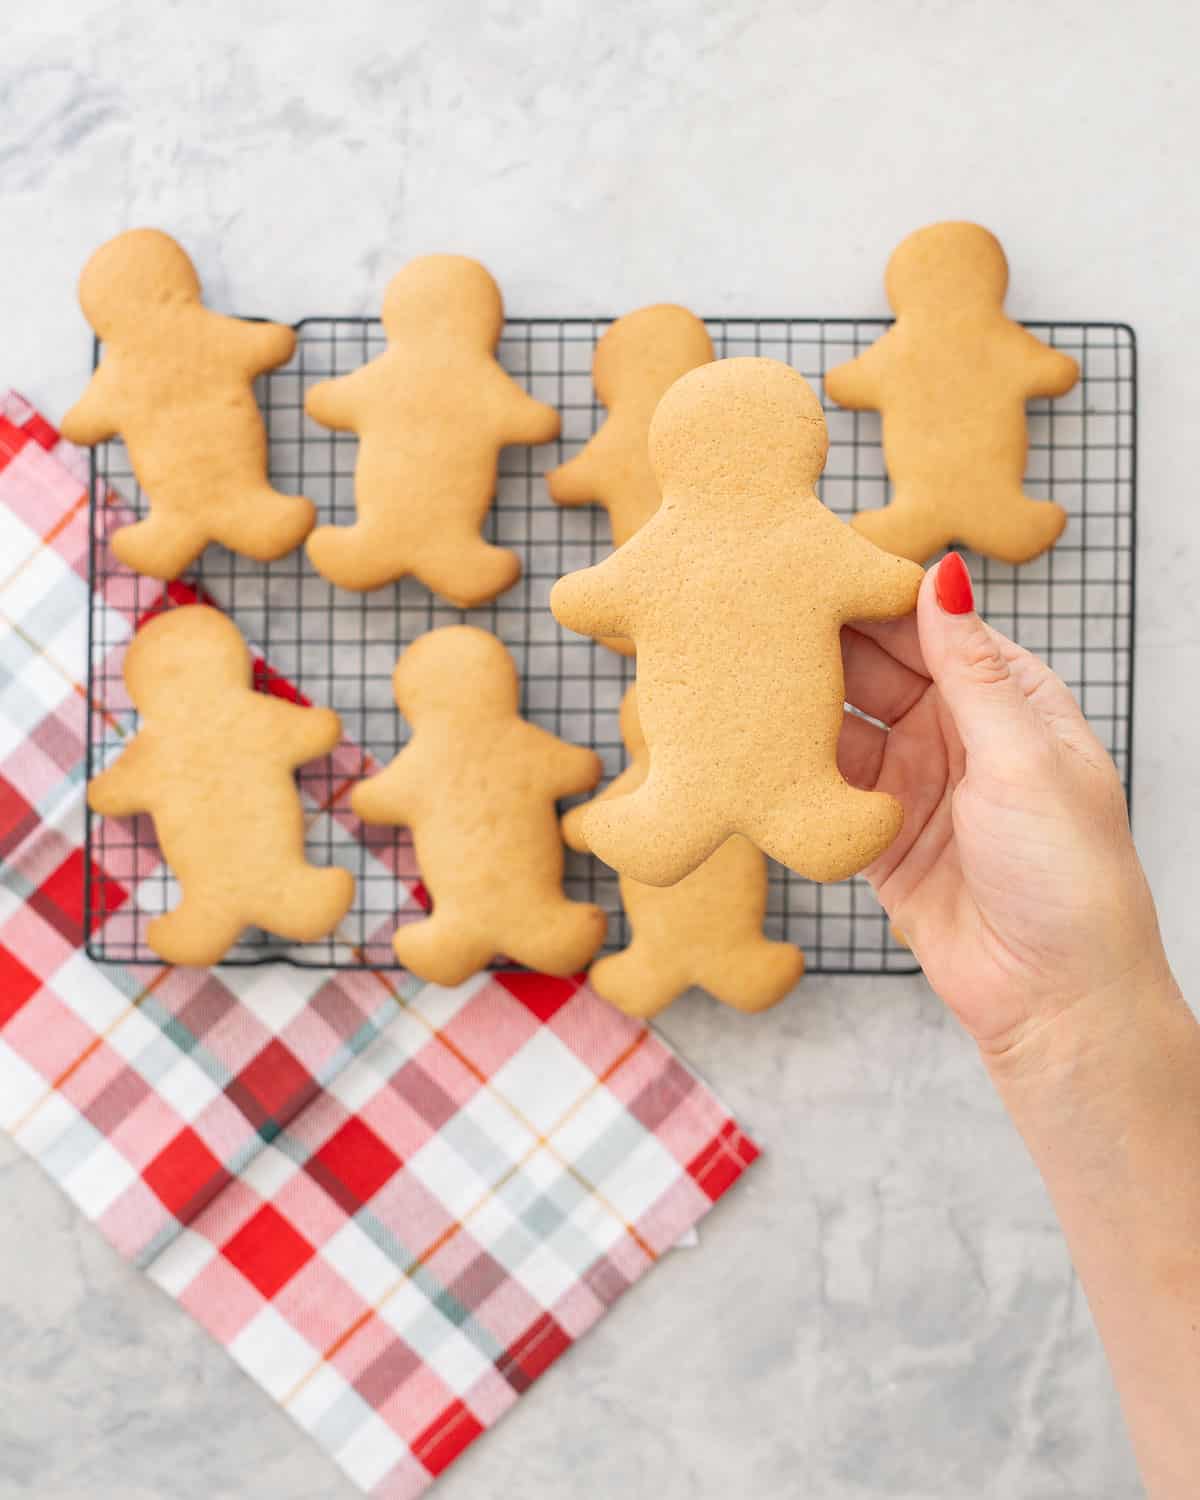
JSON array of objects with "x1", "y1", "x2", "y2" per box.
[{"x1": 1, "y1": 2, "x2": 1193, "y2": 1496}]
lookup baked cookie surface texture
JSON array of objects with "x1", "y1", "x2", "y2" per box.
[
  {"x1": 546, "y1": 304, "x2": 714, "y2": 654},
  {"x1": 87, "y1": 605, "x2": 354, "y2": 965},
  {"x1": 351, "y1": 626, "x2": 606, "y2": 983},
  {"x1": 304, "y1": 255, "x2": 561, "y2": 604},
  {"x1": 62, "y1": 228, "x2": 314, "y2": 579},
  {"x1": 563, "y1": 687, "x2": 804, "y2": 1017},
  {"x1": 824, "y1": 221, "x2": 1079, "y2": 564},
  {"x1": 551, "y1": 357, "x2": 923, "y2": 887}
]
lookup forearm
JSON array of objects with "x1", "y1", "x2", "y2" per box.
[{"x1": 984, "y1": 963, "x2": 1200, "y2": 1498}]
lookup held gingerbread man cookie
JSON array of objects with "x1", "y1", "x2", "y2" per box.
[
  {"x1": 550, "y1": 357, "x2": 924, "y2": 888},
  {"x1": 546, "y1": 305, "x2": 714, "y2": 654},
  {"x1": 824, "y1": 221, "x2": 1080, "y2": 565},
  {"x1": 87, "y1": 606, "x2": 354, "y2": 966},
  {"x1": 62, "y1": 229, "x2": 314, "y2": 579},
  {"x1": 304, "y1": 256, "x2": 561, "y2": 604},
  {"x1": 351, "y1": 627, "x2": 606, "y2": 984},
  {"x1": 563, "y1": 687, "x2": 804, "y2": 1018}
]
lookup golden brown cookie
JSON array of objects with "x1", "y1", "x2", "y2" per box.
[
  {"x1": 824, "y1": 221, "x2": 1080, "y2": 564},
  {"x1": 87, "y1": 605, "x2": 354, "y2": 965},
  {"x1": 62, "y1": 229, "x2": 314, "y2": 579},
  {"x1": 351, "y1": 626, "x2": 606, "y2": 984},
  {"x1": 563, "y1": 687, "x2": 804, "y2": 1017},
  {"x1": 546, "y1": 305, "x2": 713, "y2": 654},
  {"x1": 304, "y1": 256, "x2": 561, "y2": 604},
  {"x1": 550, "y1": 357, "x2": 924, "y2": 887}
]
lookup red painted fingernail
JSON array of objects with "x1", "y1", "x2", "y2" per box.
[{"x1": 936, "y1": 552, "x2": 974, "y2": 615}]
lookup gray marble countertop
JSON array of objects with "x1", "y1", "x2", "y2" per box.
[{"x1": 3, "y1": 2, "x2": 1196, "y2": 1496}]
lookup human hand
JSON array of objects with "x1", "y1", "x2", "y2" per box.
[{"x1": 838, "y1": 552, "x2": 1171, "y2": 1058}]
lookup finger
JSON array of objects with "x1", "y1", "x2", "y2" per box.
[
  {"x1": 837, "y1": 709, "x2": 887, "y2": 789},
  {"x1": 916, "y1": 555, "x2": 1042, "y2": 769},
  {"x1": 997, "y1": 639, "x2": 1118, "y2": 778},
  {"x1": 988, "y1": 627, "x2": 1086, "y2": 721},
  {"x1": 847, "y1": 612, "x2": 930, "y2": 678},
  {"x1": 842, "y1": 626, "x2": 929, "y2": 726}
]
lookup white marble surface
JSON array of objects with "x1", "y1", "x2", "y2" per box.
[{"x1": 3, "y1": 1, "x2": 1197, "y2": 1495}]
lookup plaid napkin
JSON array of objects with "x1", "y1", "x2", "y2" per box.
[{"x1": 0, "y1": 391, "x2": 759, "y2": 1499}]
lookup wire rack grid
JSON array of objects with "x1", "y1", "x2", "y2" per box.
[{"x1": 84, "y1": 317, "x2": 1137, "y2": 973}]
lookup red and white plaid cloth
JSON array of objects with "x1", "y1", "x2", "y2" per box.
[{"x1": 0, "y1": 392, "x2": 758, "y2": 1499}]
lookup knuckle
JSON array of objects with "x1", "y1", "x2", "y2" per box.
[{"x1": 960, "y1": 625, "x2": 1010, "y2": 685}]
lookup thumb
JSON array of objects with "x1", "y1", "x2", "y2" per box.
[{"x1": 917, "y1": 553, "x2": 1035, "y2": 763}]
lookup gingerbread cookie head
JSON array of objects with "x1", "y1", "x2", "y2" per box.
[
  {"x1": 884, "y1": 221, "x2": 1009, "y2": 316},
  {"x1": 649, "y1": 356, "x2": 829, "y2": 505},
  {"x1": 78, "y1": 228, "x2": 203, "y2": 341},
  {"x1": 393, "y1": 624, "x2": 519, "y2": 725},
  {"x1": 124, "y1": 605, "x2": 250, "y2": 719},
  {"x1": 381, "y1": 254, "x2": 505, "y2": 348},
  {"x1": 592, "y1": 304, "x2": 715, "y2": 408}
]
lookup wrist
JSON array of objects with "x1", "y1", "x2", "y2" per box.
[{"x1": 977, "y1": 951, "x2": 1184, "y2": 1093}]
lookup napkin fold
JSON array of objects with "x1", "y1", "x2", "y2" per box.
[{"x1": 0, "y1": 392, "x2": 758, "y2": 1500}]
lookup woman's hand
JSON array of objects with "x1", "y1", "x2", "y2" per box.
[
  {"x1": 843, "y1": 554, "x2": 1200, "y2": 1500},
  {"x1": 839, "y1": 552, "x2": 1171, "y2": 1058}
]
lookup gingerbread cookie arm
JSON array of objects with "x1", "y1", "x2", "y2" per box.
[
  {"x1": 303, "y1": 368, "x2": 373, "y2": 433},
  {"x1": 546, "y1": 441, "x2": 602, "y2": 506},
  {"x1": 252, "y1": 698, "x2": 343, "y2": 768},
  {"x1": 1011, "y1": 326, "x2": 1080, "y2": 399},
  {"x1": 491, "y1": 365, "x2": 561, "y2": 446},
  {"x1": 523, "y1": 724, "x2": 603, "y2": 801},
  {"x1": 561, "y1": 757, "x2": 644, "y2": 851},
  {"x1": 560, "y1": 801, "x2": 590, "y2": 853},
  {"x1": 547, "y1": 418, "x2": 622, "y2": 506},
  {"x1": 350, "y1": 751, "x2": 422, "y2": 828},
  {"x1": 88, "y1": 734, "x2": 154, "y2": 817},
  {"x1": 61, "y1": 362, "x2": 121, "y2": 445},
  {"x1": 839, "y1": 526, "x2": 925, "y2": 622},
  {"x1": 226, "y1": 316, "x2": 297, "y2": 378},
  {"x1": 823, "y1": 335, "x2": 891, "y2": 412},
  {"x1": 549, "y1": 546, "x2": 642, "y2": 642}
]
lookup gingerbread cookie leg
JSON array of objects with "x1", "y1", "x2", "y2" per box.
[
  {"x1": 701, "y1": 940, "x2": 805, "y2": 1014},
  {"x1": 959, "y1": 494, "x2": 1067, "y2": 565},
  {"x1": 148, "y1": 897, "x2": 245, "y2": 968},
  {"x1": 306, "y1": 520, "x2": 406, "y2": 594},
  {"x1": 309, "y1": 522, "x2": 521, "y2": 605},
  {"x1": 393, "y1": 910, "x2": 497, "y2": 988},
  {"x1": 589, "y1": 944, "x2": 688, "y2": 1018},
  {"x1": 413, "y1": 538, "x2": 522, "y2": 610},
  {"x1": 755, "y1": 781, "x2": 903, "y2": 884},
  {"x1": 504, "y1": 898, "x2": 607, "y2": 978},
  {"x1": 253, "y1": 865, "x2": 354, "y2": 944},
  {"x1": 851, "y1": 494, "x2": 953, "y2": 566},
  {"x1": 212, "y1": 485, "x2": 316, "y2": 564},
  {"x1": 583, "y1": 783, "x2": 727, "y2": 888},
  {"x1": 111, "y1": 511, "x2": 210, "y2": 579}
]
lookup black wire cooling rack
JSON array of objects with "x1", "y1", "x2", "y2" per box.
[{"x1": 84, "y1": 318, "x2": 1137, "y2": 973}]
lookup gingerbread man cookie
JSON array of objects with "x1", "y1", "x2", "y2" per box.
[
  {"x1": 550, "y1": 357, "x2": 924, "y2": 887},
  {"x1": 824, "y1": 221, "x2": 1080, "y2": 564},
  {"x1": 546, "y1": 305, "x2": 713, "y2": 654},
  {"x1": 351, "y1": 626, "x2": 606, "y2": 984},
  {"x1": 563, "y1": 687, "x2": 804, "y2": 1017},
  {"x1": 62, "y1": 229, "x2": 314, "y2": 579},
  {"x1": 87, "y1": 605, "x2": 354, "y2": 965},
  {"x1": 304, "y1": 256, "x2": 561, "y2": 604}
]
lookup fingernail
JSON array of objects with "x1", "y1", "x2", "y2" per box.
[{"x1": 936, "y1": 552, "x2": 974, "y2": 615}]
